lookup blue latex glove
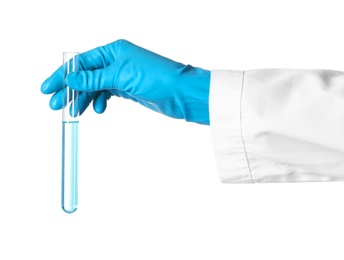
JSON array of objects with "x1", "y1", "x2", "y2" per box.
[{"x1": 41, "y1": 39, "x2": 211, "y2": 125}]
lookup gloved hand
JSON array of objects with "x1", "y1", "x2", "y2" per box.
[{"x1": 41, "y1": 39, "x2": 211, "y2": 125}]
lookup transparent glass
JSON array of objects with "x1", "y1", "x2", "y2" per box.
[{"x1": 62, "y1": 52, "x2": 79, "y2": 213}]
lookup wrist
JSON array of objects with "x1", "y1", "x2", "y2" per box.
[{"x1": 178, "y1": 66, "x2": 210, "y2": 125}]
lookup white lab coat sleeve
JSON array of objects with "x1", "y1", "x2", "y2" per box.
[{"x1": 209, "y1": 69, "x2": 344, "y2": 183}]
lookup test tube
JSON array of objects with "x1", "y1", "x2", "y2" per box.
[{"x1": 62, "y1": 52, "x2": 79, "y2": 213}]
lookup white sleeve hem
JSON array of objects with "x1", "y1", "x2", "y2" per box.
[
  {"x1": 209, "y1": 70, "x2": 254, "y2": 183},
  {"x1": 210, "y1": 69, "x2": 344, "y2": 183}
]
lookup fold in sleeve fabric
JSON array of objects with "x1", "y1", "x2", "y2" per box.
[{"x1": 209, "y1": 69, "x2": 344, "y2": 183}]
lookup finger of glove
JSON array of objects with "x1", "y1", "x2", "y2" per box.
[
  {"x1": 93, "y1": 91, "x2": 111, "y2": 114},
  {"x1": 66, "y1": 66, "x2": 117, "y2": 92},
  {"x1": 78, "y1": 91, "x2": 97, "y2": 115},
  {"x1": 41, "y1": 66, "x2": 63, "y2": 94},
  {"x1": 41, "y1": 42, "x2": 118, "y2": 94},
  {"x1": 49, "y1": 89, "x2": 96, "y2": 114},
  {"x1": 65, "y1": 92, "x2": 96, "y2": 117},
  {"x1": 49, "y1": 89, "x2": 64, "y2": 110}
]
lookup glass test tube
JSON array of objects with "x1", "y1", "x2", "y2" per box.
[{"x1": 62, "y1": 52, "x2": 79, "y2": 213}]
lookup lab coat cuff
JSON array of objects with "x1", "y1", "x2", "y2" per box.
[{"x1": 209, "y1": 70, "x2": 253, "y2": 183}]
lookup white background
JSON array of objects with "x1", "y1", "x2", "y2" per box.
[{"x1": 1, "y1": 0, "x2": 344, "y2": 259}]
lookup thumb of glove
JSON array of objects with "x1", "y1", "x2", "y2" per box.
[{"x1": 66, "y1": 66, "x2": 117, "y2": 92}]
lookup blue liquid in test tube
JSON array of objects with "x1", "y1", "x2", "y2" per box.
[{"x1": 62, "y1": 52, "x2": 79, "y2": 213}]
